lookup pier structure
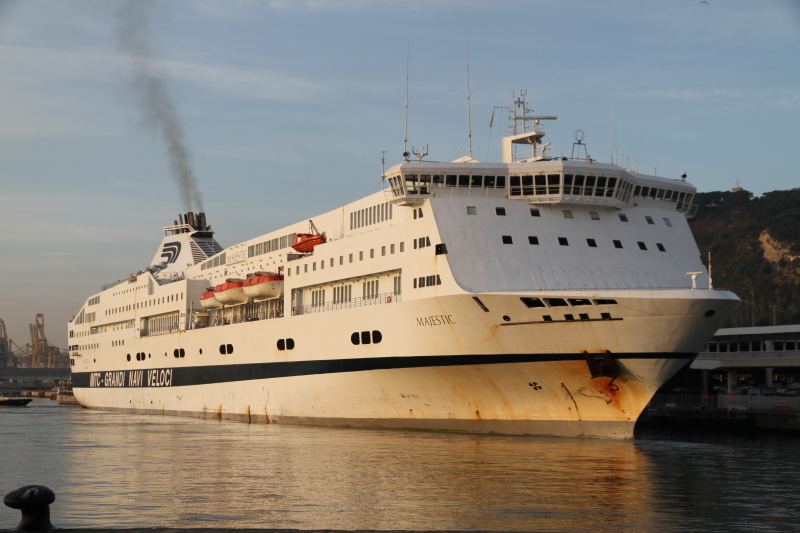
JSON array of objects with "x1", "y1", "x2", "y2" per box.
[{"x1": 693, "y1": 324, "x2": 800, "y2": 399}]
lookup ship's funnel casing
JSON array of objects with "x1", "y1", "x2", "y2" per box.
[
  {"x1": 150, "y1": 213, "x2": 223, "y2": 274},
  {"x1": 150, "y1": 232, "x2": 200, "y2": 273}
]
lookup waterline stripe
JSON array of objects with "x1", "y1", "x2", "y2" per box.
[{"x1": 72, "y1": 352, "x2": 692, "y2": 388}]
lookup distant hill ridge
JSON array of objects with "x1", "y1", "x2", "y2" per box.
[{"x1": 689, "y1": 188, "x2": 800, "y2": 327}]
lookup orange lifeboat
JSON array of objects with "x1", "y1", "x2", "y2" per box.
[
  {"x1": 200, "y1": 287, "x2": 222, "y2": 309},
  {"x1": 214, "y1": 279, "x2": 248, "y2": 305},
  {"x1": 291, "y1": 219, "x2": 327, "y2": 253},
  {"x1": 243, "y1": 272, "x2": 284, "y2": 300}
]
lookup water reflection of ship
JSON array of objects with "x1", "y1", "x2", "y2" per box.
[{"x1": 68, "y1": 93, "x2": 740, "y2": 438}]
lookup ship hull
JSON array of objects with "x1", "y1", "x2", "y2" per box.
[{"x1": 71, "y1": 291, "x2": 739, "y2": 438}]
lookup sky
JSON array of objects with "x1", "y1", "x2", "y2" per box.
[{"x1": 1, "y1": 0, "x2": 799, "y2": 347}]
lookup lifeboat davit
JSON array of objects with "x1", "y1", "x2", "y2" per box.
[
  {"x1": 291, "y1": 219, "x2": 327, "y2": 253},
  {"x1": 243, "y1": 272, "x2": 284, "y2": 300},
  {"x1": 214, "y1": 279, "x2": 248, "y2": 305},
  {"x1": 200, "y1": 287, "x2": 222, "y2": 309}
]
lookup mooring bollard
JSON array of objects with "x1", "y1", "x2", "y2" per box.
[{"x1": 3, "y1": 485, "x2": 56, "y2": 530}]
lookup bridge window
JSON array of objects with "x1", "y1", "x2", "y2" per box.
[
  {"x1": 618, "y1": 214, "x2": 629, "y2": 222},
  {"x1": 590, "y1": 212, "x2": 600, "y2": 220},
  {"x1": 467, "y1": 206, "x2": 477, "y2": 215},
  {"x1": 558, "y1": 237, "x2": 569, "y2": 246},
  {"x1": 613, "y1": 240, "x2": 623, "y2": 249},
  {"x1": 502, "y1": 236, "x2": 513, "y2": 244},
  {"x1": 657, "y1": 243, "x2": 666, "y2": 252},
  {"x1": 496, "y1": 207, "x2": 506, "y2": 216},
  {"x1": 638, "y1": 242, "x2": 648, "y2": 250},
  {"x1": 530, "y1": 208, "x2": 540, "y2": 217},
  {"x1": 528, "y1": 236, "x2": 539, "y2": 245},
  {"x1": 587, "y1": 239, "x2": 597, "y2": 247}
]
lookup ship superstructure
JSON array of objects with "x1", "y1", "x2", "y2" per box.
[{"x1": 67, "y1": 95, "x2": 739, "y2": 438}]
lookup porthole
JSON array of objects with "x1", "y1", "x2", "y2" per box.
[
  {"x1": 226, "y1": 344, "x2": 233, "y2": 354},
  {"x1": 180, "y1": 348, "x2": 185, "y2": 358},
  {"x1": 371, "y1": 331, "x2": 382, "y2": 344},
  {"x1": 277, "y1": 339, "x2": 286, "y2": 351},
  {"x1": 127, "y1": 354, "x2": 131, "y2": 361},
  {"x1": 704, "y1": 310, "x2": 716, "y2": 317},
  {"x1": 361, "y1": 331, "x2": 371, "y2": 345},
  {"x1": 199, "y1": 348, "x2": 203, "y2": 355},
  {"x1": 219, "y1": 344, "x2": 226, "y2": 355},
  {"x1": 502, "y1": 316, "x2": 511, "y2": 322},
  {"x1": 351, "y1": 332, "x2": 360, "y2": 345},
  {"x1": 286, "y1": 338, "x2": 295, "y2": 350}
]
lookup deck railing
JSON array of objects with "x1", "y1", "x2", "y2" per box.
[{"x1": 294, "y1": 292, "x2": 401, "y2": 316}]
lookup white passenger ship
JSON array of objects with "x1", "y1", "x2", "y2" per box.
[{"x1": 69, "y1": 95, "x2": 740, "y2": 438}]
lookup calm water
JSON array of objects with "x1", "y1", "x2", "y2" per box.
[{"x1": 1, "y1": 399, "x2": 799, "y2": 532}]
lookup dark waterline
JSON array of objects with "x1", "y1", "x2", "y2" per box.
[{"x1": 2, "y1": 399, "x2": 799, "y2": 532}]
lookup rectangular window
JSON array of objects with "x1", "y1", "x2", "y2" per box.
[
  {"x1": 370, "y1": 249, "x2": 374, "y2": 259},
  {"x1": 613, "y1": 240, "x2": 623, "y2": 249},
  {"x1": 638, "y1": 242, "x2": 648, "y2": 250},
  {"x1": 496, "y1": 176, "x2": 506, "y2": 188},
  {"x1": 618, "y1": 214, "x2": 628, "y2": 222},
  {"x1": 467, "y1": 206, "x2": 477, "y2": 215},
  {"x1": 657, "y1": 243, "x2": 666, "y2": 252},
  {"x1": 359, "y1": 251, "x2": 364, "y2": 261},
  {"x1": 528, "y1": 236, "x2": 539, "y2": 245},
  {"x1": 313, "y1": 262, "x2": 317, "y2": 271},
  {"x1": 349, "y1": 253, "x2": 353, "y2": 263},
  {"x1": 589, "y1": 212, "x2": 600, "y2": 220},
  {"x1": 521, "y1": 297, "x2": 546, "y2": 308},
  {"x1": 587, "y1": 238, "x2": 597, "y2": 247},
  {"x1": 775, "y1": 341, "x2": 784, "y2": 351},
  {"x1": 663, "y1": 218, "x2": 672, "y2": 227},
  {"x1": 391, "y1": 244, "x2": 395, "y2": 254},
  {"x1": 330, "y1": 258, "x2": 334, "y2": 267},
  {"x1": 645, "y1": 216, "x2": 654, "y2": 225},
  {"x1": 558, "y1": 237, "x2": 569, "y2": 246},
  {"x1": 339, "y1": 256, "x2": 343, "y2": 265},
  {"x1": 400, "y1": 242, "x2": 405, "y2": 252},
  {"x1": 496, "y1": 207, "x2": 506, "y2": 216},
  {"x1": 471, "y1": 175, "x2": 482, "y2": 188},
  {"x1": 563, "y1": 210, "x2": 573, "y2": 219},
  {"x1": 502, "y1": 235, "x2": 513, "y2": 244},
  {"x1": 381, "y1": 246, "x2": 386, "y2": 256},
  {"x1": 530, "y1": 208, "x2": 540, "y2": 217},
  {"x1": 304, "y1": 264, "x2": 308, "y2": 273}
]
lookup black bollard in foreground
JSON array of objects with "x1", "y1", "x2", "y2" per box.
[{"x1": 3, "y1": 485, "x2": 56, "y2": 530}]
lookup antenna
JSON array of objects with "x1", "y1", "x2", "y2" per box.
[
  {"x1": 466, "y1": 23, "x2": 473, "y2": 159},
  {"x1": 412, "y1": 145, "x2": 428, "y2": 162},
  {"x1": 381, "y1": 151, "x2": 386, "y2": 182},
  {"x1": 403, "y1": 37, "x2": 410, "y2": 161}
]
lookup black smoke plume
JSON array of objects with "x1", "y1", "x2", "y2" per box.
[{"x1": 116, "y1": 0, "x2": 204, "y2": 213}]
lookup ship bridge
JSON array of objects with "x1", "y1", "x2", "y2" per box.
[
  {"x1": 386, "y1": 91, "x2": 698, "y2": 217},
  {"x1": 386, "y1": 161, "x2": 698, "y2": 218}
]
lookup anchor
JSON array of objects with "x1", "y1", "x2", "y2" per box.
[{"x1": 583, "y1": 351, "x2": 621, "y2": 391}]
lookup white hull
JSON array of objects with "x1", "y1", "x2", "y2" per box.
[{"x1": 72, "y1": 291, "x2": 738, "y2": 438}]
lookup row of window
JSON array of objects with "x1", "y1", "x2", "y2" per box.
[
  {"x1": 391, "y1": 172, "x2": 694, "y2": 212},
  {"x1": 539, "y1": 313, "x2": 613, "y2": 322},
  {"x1": 412, "y1": 207, "x2": 424, "y2": 219},
  {"x1": 390, "y1": 174, "x2": 507, "y2": 196},
  {"x1": 333, "y1": 285, "x2": 353, "y2": 304},
  {"x1": 415, "y1": 237, "x2": 431, "y2": 249},
  {"x1": 468, "y1": 205, "x2": 673, "y2": 227},
  {"x1": 112, "y1": 340, "x2": 125, "y2": 347},
  {"x1": 88, "y1": 296, "x2": 100, "y2": 306},
  {"x1": 521, "y1": 297, "x2": 617, "y2": 309},
  {"x1": 245, "y1": 232, "x2": 297, "y2": 260},
  {"x1": 350, "y1": 202, "x2": 393, "y2": 230},
  {"x1": 500, "y1": 234, "x2": 666, "y2": 251},
  {"x1": 69, "y1": 342, "x2": 99, "y2": 351},
  {"x1": 287, "y1": 243, "x2": 406, "y2": 276},
  {"x1": 414, "y1": 275, "x2": 442, "y2": 288},
  {"x1": 105, "y1": 293, "x2": 185, "y2": 316},
  {"x1": 219, "y1": 344, "x2": 234, "y2": 355},
  {"x1": 705, "y1": 340, "x2": 799, "y2": 353},
  {"x1": 351, "y1": 331, "x2": 383, "y2": 345}
]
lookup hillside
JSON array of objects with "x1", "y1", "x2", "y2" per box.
[{"x1": 689, "y1": 188, "x2": 800, "y2": 327}]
